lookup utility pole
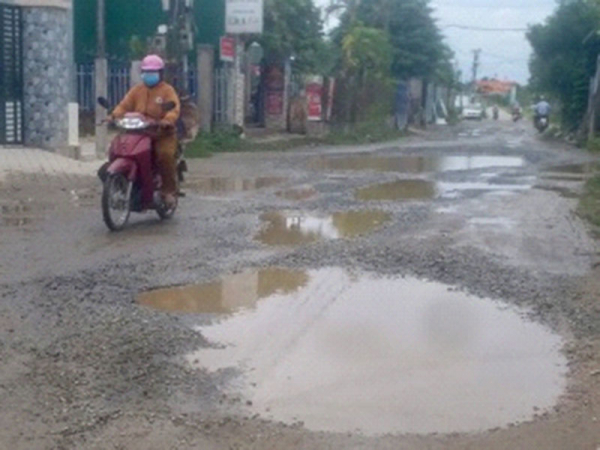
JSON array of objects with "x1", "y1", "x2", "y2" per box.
[
  {"x1": 588, "y1": 55, "x2": 600, "y2": 140},
  {"x1": 95, "y1": 0, "x2": 108, "y2": 157},
  {"x1": 97, "y1": 0, "x2": 105, "y2": 58},
  {"x1": 471, "y1": 48, "x2": 481, "y2": 92},
  {"x1": 164, "y1": 0, "x2": 195, "y2": 93}
]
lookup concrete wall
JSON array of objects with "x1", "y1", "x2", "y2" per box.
[{"x1": 22, "y1": 6, "x2": 71, "y2": 149}]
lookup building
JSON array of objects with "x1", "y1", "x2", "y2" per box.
[
  {"x1": 0, "y1": 0, "x2": 73, "y2": 149},
  {"x1": 477, "y1": 79, "x2": 518, "y2": 97}
]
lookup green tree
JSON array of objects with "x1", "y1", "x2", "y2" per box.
[
  {"x1": 354, "y1": 0, "x2": 450, "y2": 81},
  {"x1": 528, "y1": 0, "x2": 600, "y2": 129},
  {"x1": 259, "y1": 0, "x2": 325, "y2": 73},
  {"x1": 339, "y1": 24, "x2": 393, "y2": 122},
  {"x1": 342, "y1": 25, "x2": 392, "y2": 78}
]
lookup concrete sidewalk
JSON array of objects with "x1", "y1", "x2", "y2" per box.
[{"x1": 0, "y1": 146, "x2": 100, "y2": 183}]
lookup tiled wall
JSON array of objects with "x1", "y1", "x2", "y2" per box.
[{"x1": 22, "y1": 7, "x2": 70, "y2": 149}]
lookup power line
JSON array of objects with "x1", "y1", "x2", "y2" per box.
[{"x1": 442, "y1": 24, "x2": 527, "y2": 32}]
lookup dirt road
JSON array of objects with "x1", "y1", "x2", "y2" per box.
[{"x1": 1, "y1": 119, "x2": 599, "y2": 449}]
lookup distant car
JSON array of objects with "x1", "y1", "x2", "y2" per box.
[{"x1": 462, "y1": 103, "x2": 484, "y2": 120}]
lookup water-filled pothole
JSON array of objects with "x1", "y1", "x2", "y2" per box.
[
  {"x1": 1, "y1": 201, "x2": 36, "y2": 227},
  {"x1": 276, "y1": 185, "x2": 318, "y2": 201},
  {"x1": 356, "y1": 180, "x2": 532, "y2": 201},
  {"x1": 138, "y1": 268, "x2": 308, "y2": 314},
  {"x1": 139, "y1": 268, "x2": 566, "y2": 435},
  {"x1": 255, "y1": 210, "x2": 390, "y2": 246},
  {"x1": 534, "y1": 185, "x2": 580, "y2": 199},
  {"x1": 356, "y1": 180, "x2": 437, "y2": 201},
  {"x1": 185, "y1": 177, "x2": 286, "y2": 195},
  {"x1": 311, "y1": 154, "x2": 524, "y2": 173},
  {"x1": 544, "y1": 162, "x2": 600, "y2": 174}
]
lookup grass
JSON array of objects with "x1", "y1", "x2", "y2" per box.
[
  {"x1": 323, "y1": 121, "x2": 407, "y2": 145},
  {"x1": 578, "y1": 175, "x2": 600, "y2": 229},
  {"x1": 184, "y1": 129, "x2": 244, "y2": 158},
  {"x1": 586, "y1": 137, "x2": 600, "y2": 153},
  {"x1": 184, "y1": 122, "x2": 407, "y2": 158}
]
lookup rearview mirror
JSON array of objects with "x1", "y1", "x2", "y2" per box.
[{"x1": 97, "y1": 97, "x2": 110, "y2": 109}]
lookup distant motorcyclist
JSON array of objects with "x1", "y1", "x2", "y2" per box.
[
  {"x1": 511, "y1": 102, "x2": 522, "y2": 122},
  {"x1": 533, "y1": 96, "x2": 551, "y2": 130}
]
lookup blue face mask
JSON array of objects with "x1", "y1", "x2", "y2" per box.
[{"x1": 142, "y1": 72, "x2": 160, "y2": 87}]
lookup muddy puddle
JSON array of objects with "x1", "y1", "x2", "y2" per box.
[
  {"x1": 185, "y1": 177, "x2": 286, "y2": 195},
  {"x1": 174, "y1": 268, "x2": 566, "y2": 435},
  {"x1": 276, "y1": 185, "x2": 318, "y2": 201},
  {"x1": 356, "y1": 180, "x2": 437, "y2": 201},
  {"x1": 544, "y1": 162, "x2": 600, "y2": 174},
  {"x1": 138, "y1": 268, "x2": 309, "y2": 314},
  {"x1": 1, "y1": 201, "x2": 36, "y2": 227},
  {"x1": 468, "y1": 217, "x2": 517, "y2": 228},
  {"x1": 534, "y1": 185, "x2": 579, "y2": 199},
  {"x1": 70, "y1": 188, "x2": 98, "y2": 207},
  {"x1": 255, "y1": 210, "x2": 390, "y2": 246},
  {"x1": 357, "y1": 180, "x2": 532, "y2": 201},
  {"x1": 311, "y1": 154, "x2": 524, "y2": 173}
]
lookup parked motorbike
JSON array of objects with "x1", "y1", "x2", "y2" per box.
[
  {"x1": 97, "y1": 97, "x2": 187, "y2": 231},
  {"x1": 535, "y1": 115, "x2": 549, "y2": 133}
]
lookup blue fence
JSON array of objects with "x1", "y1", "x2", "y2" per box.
[
  {"x1": 76, "y1": 64, "x2": 130, "y2": 112},
  {"x1": 77, "y1": 63, "x2": 198, "y2": 112},
  {"x1": 76, "y1": 64, "x2": 95, "y2": 112}
]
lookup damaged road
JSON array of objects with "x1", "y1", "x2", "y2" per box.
[{"x1": 1, "y1": 119, "x2": 600, "y2": 449}]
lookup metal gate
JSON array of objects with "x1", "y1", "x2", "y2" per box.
[{"x1": 0, "y1": 4, "x2": 23, "y2": 145}]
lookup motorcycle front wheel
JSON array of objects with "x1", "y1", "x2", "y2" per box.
[{"x1": 102, "y1": 173, "x2": 132, "y2": 231}]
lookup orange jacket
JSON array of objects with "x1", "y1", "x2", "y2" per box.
[{"x1": 112, "y1": 81, "x2": 181, "y2": 125}]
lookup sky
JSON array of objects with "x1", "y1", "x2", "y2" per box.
[{"x1": 314, "y1": 0, "x2": 557, "y2": 84}]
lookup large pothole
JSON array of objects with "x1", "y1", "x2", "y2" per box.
[
  {"x1": 138, "y1": 267, "x2": 567, "y2": 436},
  {"x1": 255, "y1": 210, "x2": 390, "y2": 246},
  {"x1": 310, "y1": 154, "x2": 525, "y2": 173},
  {"x1": 356, "y1": 180, "x2": 532, "y2": 201}
]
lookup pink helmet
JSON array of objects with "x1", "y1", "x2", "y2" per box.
[{"x1": 141, "y1": 54, "x2": 165, "y2": 71}]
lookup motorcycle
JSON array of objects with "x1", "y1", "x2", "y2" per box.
[
  {"x1": 512, "y1": 107, "x2": 522, "y2": 122},
  {"x1": 97, "y1": 97, "x2": 187, "y2": 231},
  {"x1": 535, "y1": 115, "x2": 549, "y2": 133}
]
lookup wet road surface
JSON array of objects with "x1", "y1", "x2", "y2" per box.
[{"x1": 1, "y1": 119, "x2": 600, "y2": 449}]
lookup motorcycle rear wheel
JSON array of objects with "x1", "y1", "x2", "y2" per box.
[{"x1": 102, "y1": 173, "x2": 132, "y2": 231}]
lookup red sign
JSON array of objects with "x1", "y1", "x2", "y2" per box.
[
  {"x1": 220, "y1": 36, "x2": 235, "y2": 62},
  {"x1": 266, "y1": 92, "x2": 284, "y2": 115},
  {"x1": 306, "y1": 79, "x2": 323, "y2": 121}
]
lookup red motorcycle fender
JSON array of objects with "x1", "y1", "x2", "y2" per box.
[{"x1": 107, "y1": 158, "x2": 137, "y2": 182}]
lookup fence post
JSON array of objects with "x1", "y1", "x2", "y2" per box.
[
  {"x1": 197, "y1": 45, "x2": 214, "y2": 132},
  {"x1": 233, "y1": 37, "x2": 245, "y2": 128},
  {"x1": 130, "y1": 60, "x2": 141, "y2": 87},
  {"x1": 588, "y1": 55, "x2": 600, "y2": 141},
  {"x1": 95, "y1": 57, "x2": 108, "y2": 157}
]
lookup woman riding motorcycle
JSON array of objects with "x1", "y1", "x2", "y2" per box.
[{"x1": 111, "y1": 54, "x2": 181, "y2": 208}]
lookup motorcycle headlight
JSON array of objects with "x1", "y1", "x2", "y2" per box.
[{"x1": 117, "y1": 117, "x2": 147, "y2": 130}]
